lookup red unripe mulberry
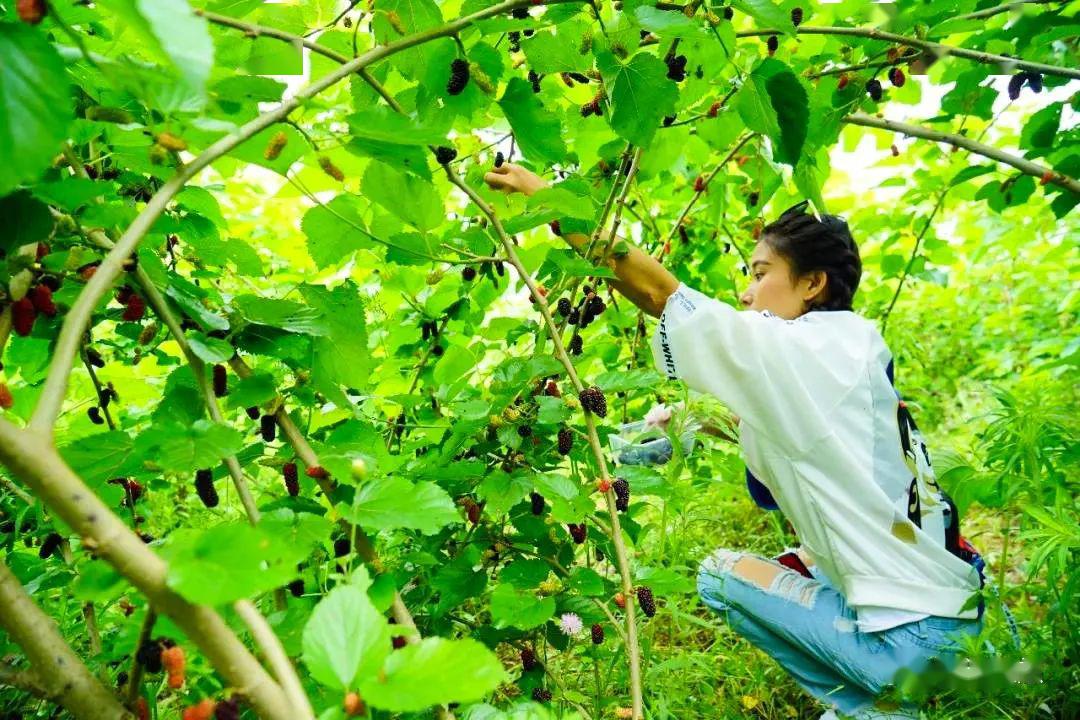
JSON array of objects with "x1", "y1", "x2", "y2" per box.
[
  {"x1": 520, "y1": 647, "x2": 538, "y2": 671},
  {"x1": 135, "y1": 697, "x2": 150, "y2": 720},
  {"x1": 636, "y1": 585, "x2": 656, "y2": 617},
  {"x1": 344, "y1": 692, "x2": 366, "y2": 716},
  {"x1": 306, "y1": 465, "x2": 329, "y2": 479},
  {"x1": 283, "y1": 462, "x2": 299, "y2": 496},
  {"x1": 614, "y1": 592, "x2": 626, "y2": 608},
  {"x1": 0, "y1": 384, "x2": 13, "y2": 410},
  {"x1": 707, "y1": 101, "x2": 721, "y2": 118},
  {"x1": 888, "y1": 67, "x2": 905, "y2": 87},
  {"x1": 568, "y1": 522, "x2": 587, "y2": 544},
  {"x1": 182, "y1": 700, "x2": 216, "y2": 720},
  {"x1": 212, "y1": 364, "x2": 227, "y2": 397},
  {"x1": 837, "y1": 73, "x2": 850, "y2": 91},
  {"x1": 162, "y1": 645, "x2": 185, "y2": 689},
  {"x1": 30, "y1": 285, "x2": 57, "y2": 317},
  {"x1": 122, "y1": 294, "x2": 146, "y2": 322},
  {"x1": 693, "y1": 175, "x2": 706, "y2": 193},
  {"x1": 591, "y1": 623, "x2": 604, "y2": 644},
  {"x1": 12, "y1": 298, "x2": 36, "y2": 336},
  {"x1": 16, "y1": 0, "x2": 46, "y2": 24}
]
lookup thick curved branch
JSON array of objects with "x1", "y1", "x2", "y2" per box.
[
  {"x1": 31, "y1": 0, "x2": 589, "y2": 435},
  {"x1": 0, "y1": 559, "x2": 131, "y2": 720},
  {"x1": 842, "y1": 112, "x2": 1080, "y2": 194},
  {"x1": 442, "y1": 165, "x2": 645, "y2": 720},
  {"x1": 0, "y1": 421, "x2": 293, "y2": 720}
]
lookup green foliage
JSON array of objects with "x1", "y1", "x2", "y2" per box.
[{"x1": 0, "y1": 0, "x2": 1077, "y2": 718}]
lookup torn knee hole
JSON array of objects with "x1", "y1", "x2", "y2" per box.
[{"x1": 731, "y1": 555, "x2": 785, "y2": 590}]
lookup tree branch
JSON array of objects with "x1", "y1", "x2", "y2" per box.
[
  {"x1": 0, "y1": 661, "x2": 48, "y2": 699},
  {"x1": 953, "y1": 0, "x2": 1059, "y2": 22},
  {"x1": 235, "y1": 600, "x2": 315, "y2": 720},
  {"x1": 0, "y1": 558, "x2": 131, "y2": 720},
  {"x1": 442, "y1": 164, "x2": 645, "y2": 720},
  {"x1": 842, "y1": 112, "x2": 1080, "y2": 194},
  {"x1": 0, "y1": 421, "x2": 293, "y2": 720}
]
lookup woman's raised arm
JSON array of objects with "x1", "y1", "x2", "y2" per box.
[{"x1": 483, "y1": 163, "x2": 680, "y2": 318}]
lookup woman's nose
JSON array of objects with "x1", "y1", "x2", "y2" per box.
[{"x1": 739, "y1": 290, "x2": 753, "y2": 308}]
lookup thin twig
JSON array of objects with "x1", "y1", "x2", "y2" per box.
[{"x1": 235, "y1": 600, "x2": 316, "y2": 720}]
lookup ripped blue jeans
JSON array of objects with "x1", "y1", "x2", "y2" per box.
[{"x1": 697, "y1": 549, "x2": 982, "y2": 719}]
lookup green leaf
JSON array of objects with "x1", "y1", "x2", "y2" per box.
[
  {"x1": 0, "y1": 24, "x2": 71, "y2": 195},
  {"x1": 347, "y1": 106, "x2": 451, "y2": 148},
  {"x1": 1020, "y1": 102, "x2": 1062, "y2": 150},
  {"x1": 360, "y1": 638, "x2": 507, "y2": 711},
  {"x1": 134, "y1": 420, "x2": 243, "y2": 473},
  {"x1": 370, "y1": 0, "x2": 443, "y2": 79},
  {"x1": 186, "y1": 332, "x2": 235, "y2": 363},
  {"x1": 489, "y1": 583, "x2": 555, "y2": 630},
  {"x1": 521, "y1": 31, "x2": 592, "y2": 73},
  {"x1": 731, "y1": 0, "x2": 796, "y2": 36},
  {"x1": 362, "y1": 162, "x2": 444, "y2": 232},
  {"x1": 302, "y1": 582, "x2": 392, "y2": 690},
  {"x1": 301, "y1": 194, "x2": 378, "y2": 269},
  {"x1": 598, "y1": 51, "x2": 678, "y2": 149},
  {"x1": 736, "y1": 59, "x2": 808, "y2": 166},
  {"x1": 59, "y1": 432, "x2": 139, "y2": 487},
  {"x1": 634, "y1": 6, "x2": 701, "y2": 38},
  {"x1": 300, "y1": 282, "x2": 376, "y2": 392},
  {"x1": 347, "y1": 137, "x2": 433, "y2": 181},
  {"x1": 0, "y1": 191, "x2": 54, "y2": 251},
  {"x1": 345, "y1": 476, "x2": 459, "y2": 534},
  {"x1": 526, "y1": 186, "x2": 595, "y2": 219},
  {"x1": 233, "y1": 295, "x2": 327, "y2": 335},
  {"x1": 165, "y1": 523, "x2": 309, "y2": 605},
  {"x1": 498, "y1": 78, "x2": 567, "y2": 164},
  {"x1": 225, "y1": 371, "x2": 278, "y2": 411}
]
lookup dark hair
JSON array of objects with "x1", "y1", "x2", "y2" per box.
[{"x1": 760, "y1": 200, "x2": 862, "y2": 312}]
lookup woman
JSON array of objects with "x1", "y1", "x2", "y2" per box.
[{"x1": 485, "y1": 162, "x2": 985, "y2": 720}]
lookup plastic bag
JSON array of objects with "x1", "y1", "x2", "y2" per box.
[{"x1": 609, "y1": 411, "x2": 700, "y2": 467}]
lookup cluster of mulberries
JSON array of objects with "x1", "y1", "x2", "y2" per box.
[
  {"x1": 520, "y1": 647, "x2": 538, "y2": 671},
  {"x1": 447, "y1": 58, "x2": 470, "y2": 95},
  {"x1": 38, "y1": 532, "x2": 63, "y2": 559},
  {"x1": 530, "y1": 491, "x2": 545, "y2": 515},
  {"x1": 665, "y1": 54, "x2": 688, "y2": 82},
  {"x1": 1008, "y1": 70, "x2": 1043, "y2": 100},
  {"x1": 508, "y1": 31, "x2": 521, "y2": 52},
  {"x1": 636, "y1": 586, "x2": 657, "y2": 617},
  {"x1": 557, "y1": 427, "x2": 573, "y2": 455},
  {"x1": 866, "y1": 79, "x2": 883, "y2": 102},
  {"x1": 613, "y1": 477, "x2": 630, "y2": 512},
  {"x1": 434, "y1": 146, "x2": 458, "y2": 165},
  {"x1": 567, "y1": 522, "x2": 587, "y2": 544},
  {"x1": 212, "y1": 364, "x2": 228, "y2": 397},
  {"x1": 578, "y1": 386, "x2": 607, "y2": 418},
  {"x1": 195, "y1": 469, "x2": 219, "y2": 508},
  {"x1": 531, "y1": 687, "x2": 552, "y2": 703},
  {"x1": 283, "y1": 462, "x2": 300, "y2": 497},
  {"x1": 580, "y1": 93, "x2": 604, "y2": 117},
  {"x1": 591, "y1": 623, "x2": 605, "y2": 645}
]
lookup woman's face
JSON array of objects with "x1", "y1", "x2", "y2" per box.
[{"x1": 738, "y1": 240, "x2": 827, "y2": 320}]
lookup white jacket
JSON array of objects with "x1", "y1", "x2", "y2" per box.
[{"x1": 651, "y1": 283, "x2": 981, "y2": 620}]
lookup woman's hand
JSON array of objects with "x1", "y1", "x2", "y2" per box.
[{"x1": 483, "y1": 162, "x2": 549, "y2": 197}]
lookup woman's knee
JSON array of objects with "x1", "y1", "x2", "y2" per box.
[{"x1": 696, "y1": 548, "x2": 744, "y2": 610}]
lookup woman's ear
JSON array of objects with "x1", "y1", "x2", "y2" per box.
[{"x1": 802, "y1": 270, "x2": 829, "y2": 307}]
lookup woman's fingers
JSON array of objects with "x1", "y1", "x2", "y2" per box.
[{"x1": 483, "y1": 171, "x2": 514, "y2": 192}]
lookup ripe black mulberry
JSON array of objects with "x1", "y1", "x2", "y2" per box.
[
  {"x1": 636, "y1": 585, "x2": 656, "y2": 617},
  {"x1": 528, "y1": 70, "x2": 541, "y2": 93},
  {"x1": 214, "y1": 697, "x2": 242, "y2": 720},
  {"x1": 613, "y1": 477, "x2": 630, "y2": 512},
  {"x1": 791, "y1": 7, "x2": 803, "y2": 26},
  {"x1": 195, "y1": 469, "x2": 219, "y2": 508},
  {"x1": 568, "y1": 522, "x2": 587, "y2": 544},
  {"x1": 723, "y1": 6, "x2": 733, "y2": 20},
  {"x1": 517, "y1": 423, "x2": 533, "y2": 438},
  {"x1": 530, "y1": 491, "x2": 545, "y2": 515},
  {"x1": 494, "y1": 151, "x2": 505, "y2": 167},
  {"x1": 567, "y1": 308, "x2": 580, "y2": 325},
  {"x1": 88, "y1": 406, "x2": 104, "y2": 425},
  {"x1": 748, "y1": 191, "x2": 759, "y2": 207},
  {"x1": 531, "y1": 687, "x2": 552, "y2": 703},
  {"x1": 283, "y1": 462, "x2": 300, "y2": 497},
  {"x1": 508, "y1": 31, "x2": 521, "y2": 52},
  {"x1": 334, "y1": 537, "x2": 350, "y2": 557},
  {"x1": 568, "y1": 335, "x2": 583, "y2": 356},
  {"x1": 511, "y1": 7, "x2": 529, "y2": 19},
  {"x1": 87, "y1": 348, "x2": 106, "y2": 368},
  {"x1": 287, "y1": 579, "x2": 304, "y2": 597},
  {"x1": 447, "y1": 58, "x2": 470, "y2": 95},
  {"x1": 212, "y1": 364, "x2": 227, "y2": 397},
  {"x1": 665, "y1": 54, "x2": 688, "y2": 82},
  {"x1": 866, "y1": 79, "x2": 883, "y2": 101},
  {"x1": 557, "y1": 298, "x2": 572, "y2": 316},
  {"x1": 587, "y1": 295, "x2": 605, "y2": 317},
  {"x1": 767, "y1": 35, "x2": 778, "y2": 55},
  {"x1": 136, "y1": 640, "x2": 164, "y2": 673},
  {"x1": 1024, "y1": 71, "x2": 1043, "y2": 93},
  {"x1": 520, "y1": 647, "x2": 537, "y2": 671},
  {"x1": 246, "y1": 406, "x2": 260, "y2": 420},
  {"x1": 462, "y1": 266, "x2": 477, "y2": 281},
  {"x1": 38, "y1": 532, "x2": 62, "y2": 559},
  {"x1": 591, "y1": 623, "x2": 604, "y2": 644},
  {"x1": 579, "y1": 386, "x2": 607, "y2": 417},
  {"x1": 434, "y1": 146, "x2": 458, "y2": 164},
  {"x1": 260, "y1": 414, "x2": 276, "y2": 442},
  {"x1": 557, "y1": 427, "x2": 573, "y2": 455}
]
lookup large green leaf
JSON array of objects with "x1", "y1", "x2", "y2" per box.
[
  {"x1": 302, "y1": 580, "x2": 392, "y2": 690},
  {"x1": 735, "y1": 59, "x2": 808, "y2": 167},
  {"x1": 362, "y1": 162, "x2": 445, "y2": 232},
  {"x1": 498, "y1": 78, "x2": 567, "y2": 164},
  {"x1": 165, "y1": 523, "x2": 309, "y2": 605},
  {"x1": 731, "y1": 0, "x2": 796, "y2": 35},
  {"x1": 0, "y1": 25, "x2": 71, "y2": 196},
  {"x1": 301, "y1": 194, "x2": 378, "y2": 269},
  {"x1": 346, "y1": 106, "x2": 450, "y2": 147},
  {"x1": 370, "y1": 0, "x2": 443, "y2": 79},
  {"x1": 344, "y1": 476, "x2": 459, "y2": 534},
  {"x1": 134, "y1": 420, "x2": 244, "y2": 473},
  {"x1": 360, "y1": 638, "x2": 507, "y2": 711},
  {"x1": 597, "y1": 50, "x2": 678, "y2": 149},
  {"x1": 301, "y1": 282, "x2": 376, "y2": 392},
  {"x1": 489, "y1": 583, "x2": 555, "y2": 630}
]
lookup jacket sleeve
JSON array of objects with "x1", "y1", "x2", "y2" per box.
[{"x1": 650, "y1": 283, "x2": 872, "y2": 455}]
